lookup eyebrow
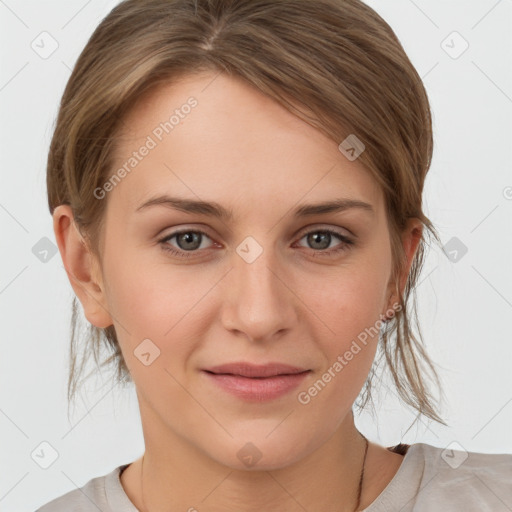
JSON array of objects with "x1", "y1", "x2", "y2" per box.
[{"x1": 135, "y1": 195, "x2": 375, "y2": 219}]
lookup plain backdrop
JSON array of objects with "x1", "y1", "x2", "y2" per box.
[{"x1": 1, "y1": 0, "x2": 511, "y2": 510}]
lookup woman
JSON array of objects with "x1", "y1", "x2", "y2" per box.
[{"x1": 37, "y1": 0, "x2": 511, "y2": 510}]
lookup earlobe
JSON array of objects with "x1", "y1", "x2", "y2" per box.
[{"x1": 53, "y1": 205, "x2": 113, "y2": 329}]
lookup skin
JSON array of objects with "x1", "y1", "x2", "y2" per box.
[{"x1": 53, "y1": 71, "x2": 422, "y2": 512}]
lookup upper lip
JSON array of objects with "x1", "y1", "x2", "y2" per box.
[{"x1": 204, "y1": 362, "x2": 310, "y2": 378}]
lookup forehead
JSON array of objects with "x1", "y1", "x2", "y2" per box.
[{"x1": 109, "y1": 72, "x2": 383, "y2": 216}]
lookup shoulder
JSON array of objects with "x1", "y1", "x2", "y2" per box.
[
  {"x1": 365, "y1": 442, "x2": 511, "y2": 511},
  {"x1": 416, "y1": 442, "x2": 512, "y2": 481},
  {"x1": 406, "y1": 443, "x2": 512, "y2": 511},
  {"x1": 35, "y1": 465, "x2": 128, "y2": 512}
]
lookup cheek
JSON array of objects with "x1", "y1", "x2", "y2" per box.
[
  {"x1": 307, "y1": 260, "x2": 390, "y2": 339},
  {"x1": 103, "y1": 242, "x2": 196, "y2": 332},
  {"x1": 102, "y1": 250, "x2": 213, "y2": 370},
  {"x1": 301, "y1": 266, "x2": 389, "y2": 404}
]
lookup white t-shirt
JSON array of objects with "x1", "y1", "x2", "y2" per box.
[{"x1": 35, "y1": 442, "x2": 512, "y2": 511}]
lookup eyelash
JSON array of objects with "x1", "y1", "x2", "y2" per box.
[{"x1": 158, "y1": 228, "x2": 355, "y2": 259}]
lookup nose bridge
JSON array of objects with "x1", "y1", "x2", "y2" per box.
[
  {"x1": 222, "y1": 235, "x2": 295, "y2": 339},
  {"x1": 237, "y1": 242, "x2": 281, "y2": 296}
]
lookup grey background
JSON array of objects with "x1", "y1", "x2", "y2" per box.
[{"x1": 0, "y1": 0, "x2": 511, "y2": 510}]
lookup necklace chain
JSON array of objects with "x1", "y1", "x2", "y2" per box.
[
  {"x1": 355, "y1": 432, "x2": 369, "y2": 511},
  {"x1": 140, "y1": 432, "x2": 368, "y2": 512}
]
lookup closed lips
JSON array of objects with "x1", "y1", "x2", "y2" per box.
[{"x1": 203, "y1": 363, "x2": 310, "y2": 378}]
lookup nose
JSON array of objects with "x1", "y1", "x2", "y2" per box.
[{"x1": 220, "y1": 239, "x2": 298, "y2": 342}]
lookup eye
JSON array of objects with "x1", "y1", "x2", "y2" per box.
[
  {"x1": 159, "y1": 229, "x2": 214, "y2": 258},
  {"x1": 295, "y1": 228, "x2": 355, "y2": 257}
]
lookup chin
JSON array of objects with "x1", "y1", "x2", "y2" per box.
[{"x1": 207, "y1": 432, "x2": 319, "y2": 472}]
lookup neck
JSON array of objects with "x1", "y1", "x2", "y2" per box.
[{"x1": 134, "y1": 405, "x2": 369, "y2": 512}]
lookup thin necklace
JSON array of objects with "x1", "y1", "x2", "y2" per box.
[
  {"x1": 140, "y1": 432, "x2": 369, "y2": 512},
  {"x1": 355, "y1": 432, "x2": 369, "y2": 511}
]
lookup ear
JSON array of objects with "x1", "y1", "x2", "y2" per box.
[
  {"x1": 384, "y1": 218, "x2": 423, "y2": 318},
  {"x1": 52, "y1": 205, "x2": 113, "y2": 328}
]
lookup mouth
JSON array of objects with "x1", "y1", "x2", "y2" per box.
[{"x1": 201, "y1": 362, "x2": 311, "y2": 401}]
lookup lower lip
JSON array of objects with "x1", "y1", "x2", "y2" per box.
[{"x1": 202, "y1": 371, "x2": 310, "y2": 401}]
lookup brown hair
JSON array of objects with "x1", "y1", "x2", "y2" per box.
[{"x1": 47, "y1": 0, "x2": 447, "y2": 426}]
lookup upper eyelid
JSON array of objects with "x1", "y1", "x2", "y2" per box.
[{"x1": 296, "y1": 224, "x2": 352, "y2": 238}]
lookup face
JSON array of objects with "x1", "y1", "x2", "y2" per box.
[{"x1": 66, "y1": 72, "x2": 407, "y2": 471}]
